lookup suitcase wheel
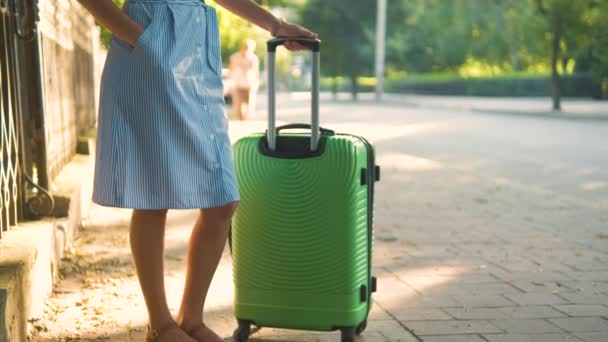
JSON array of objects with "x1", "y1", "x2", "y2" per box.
[
  {"x1": 233, "y1": 320, "x2": 251, "y2": 342},
  {"x1": 340, "y1": 327, "x2": 356, "y2": 342},
  {"x1": 356, "y1": 320, "x2": 367, "y2": 335}
]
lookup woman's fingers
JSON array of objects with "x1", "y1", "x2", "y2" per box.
[
  {"x1": 285, "y1": 41, "x2": 301, "y2": 51},
  {"x1": 276, "y1": 21, "x2": 319, "y2": 51},
  {"x1": 298, "y1": 26, "x2": 317, "y2": 39}
]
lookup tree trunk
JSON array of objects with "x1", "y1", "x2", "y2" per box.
[
  {"x1": 551, "y1": 18, "x2": 562, "y2": 111},
  {"x1": 332, "y1": 76, "x2": 338, "y2": 100},
  {"x1": 350, "y1": 73, "x2": 358, "y2": 100}
]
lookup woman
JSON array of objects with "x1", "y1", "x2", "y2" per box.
[
  {"x1": 78, "y1": 0, "x2": 316, "y2": 341},
  {"x1": 229, "y1": 38, "x2": 259, "y2": 120}
]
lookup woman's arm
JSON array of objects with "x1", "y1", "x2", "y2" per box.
[
  {"x1": 78, "y1": 0, "x2": 143, "y2": 47},
  {"x1": 213, "y1": 0, "x2": 317, "y2": 51}
]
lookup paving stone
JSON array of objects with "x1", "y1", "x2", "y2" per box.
[
  {"x1": 574, "y1": 332, "x2": 608, "y2": 342},
  {"x1": 557, "y1": 293, "x2": 608, "y2": 305},
  {"x1": 421, "y1": 335, "x2": 486, "y2": 342},
  {"x1": 509, "y1": 280, "x2": 573, "y2": 293},
  {"x1": 452, "y1": 275, "x2": 502, "y2": 284},
  {"x1": 553, "y1": 305, "x2": 608, "y2": 317},
  {"x1": 495, "y1": 306, "x2": 567, "y2": 319},
  {"x1": 493, "y1": 271, "x2": 574, "y2": 284},
  {"x1": 560, "y1": 281, "x2": 608, "y2": 294},
  {"x1": 566, "y1": 272, "x2": 608, "y2": 282},
  {"x1": 443, "y1": 307, "x2": 508, "y2": 320},
  {"x1": 504, "y1": 293, "x2": 569, "y2": 306},
  {"x1": 368, "y1": 320, "x2": 419, "y2": 341},
  {"x1": 373, "y1": 276, "x2": 419, "y2": 311},
  {"x1": 369, "y1": 303, "x2": 393, "y2": 321},
  {"x1": 489, "y1": 319, "x2": 563, "y2": 334},
  {"x1": 451, "y1": 294, "x2": 517, "y2": 307},
  {"x1": 482, "y1": 333, "x2": 583, "y2": 342},
  {"x1": 404, "y1": 320, "x2": 503, "y2": 335},
  {"x1": 392, "y1": 308, "x2": 452, "y2": 321},
  {"x1": 548, "y1": 317, "x2": 608, "y2": 333},
  {"x1": 393, "y1": 295, "x2": 462, "y2": 309},
  {"x1": 457, "y1": 282, "x2": 523, "y2": 296}
]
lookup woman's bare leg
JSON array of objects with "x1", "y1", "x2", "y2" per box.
[
  {"x1": 176, "y1": 202, "x2": 239, "y2": 341},
  {"x1": 130, "y1": 209, "x2": 195, "y2": 341},
  {"x1": 240, "y1": 88, "x2": 250, "y2": 120},
  {"x1": 232, "y1": 89, "x2": 243, "y2": 120}
]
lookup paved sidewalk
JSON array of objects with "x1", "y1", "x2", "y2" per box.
[{"x1": 30, "y1": 102, "x2": 608, "y2": 341}]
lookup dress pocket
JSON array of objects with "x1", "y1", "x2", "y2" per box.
[
  {"x1": 129, "y1": 4, "x2": 160, "y2": 60},
  {"x1": 205, "y1": 7, "x2": 222, "y2": 76},
  {"x1": 131, "y1": 20, "x2": 156, "y2": 57}
]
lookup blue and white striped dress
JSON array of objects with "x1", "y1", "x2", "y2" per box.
[{"x1": 93, "y1": 0, "x2": 240, "y2": 209}]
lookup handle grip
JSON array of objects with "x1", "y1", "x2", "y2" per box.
[
  {"x1": 267, "y1": 37, "x2": 321, "y2": 52},
  {"x1": 274, "y1": 124, "x2": 334, "y2": 135}
]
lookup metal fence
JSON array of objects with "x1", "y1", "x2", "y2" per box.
[{"x1": 0, "y1": 0, "x2": 99, "y2": 238}]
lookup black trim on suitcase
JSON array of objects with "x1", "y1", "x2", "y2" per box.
[
  {"x1": 260, "y1": 124, "x2": 335, "y2": 159},
  {"x1": 258, "y1": 135, "x2": 329, "y2": 158},
  {"x1": 360, "y1": 285, "x2": 368, "y2": 302},
  {"x1": 360, "y1": 168, "x2": 368, "y2": 185}
]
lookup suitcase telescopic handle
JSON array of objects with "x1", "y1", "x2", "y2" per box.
[{"x1": 266, "y1": 37, "x2": 321, "y2": 152}]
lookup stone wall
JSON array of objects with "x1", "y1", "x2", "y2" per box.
[{"x1": 37, "y1": 0, "x2": 100, "y2": 181}]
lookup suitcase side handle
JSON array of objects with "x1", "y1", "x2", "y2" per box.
[{"x1": 267, "y1": 38, "x2": 321, "y2": 152}]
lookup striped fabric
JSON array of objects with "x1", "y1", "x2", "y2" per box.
[{"x1": 93, "y1": 0, "x2": 240, "y2": 209}]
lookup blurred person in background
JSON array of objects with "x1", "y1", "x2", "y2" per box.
[{"x1": 229, "y1": 38, "x2": 260, "y2": 120}]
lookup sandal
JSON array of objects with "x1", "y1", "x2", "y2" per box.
[{"x1": 145, "y1": 322, "x2": 180, "y2": 341}]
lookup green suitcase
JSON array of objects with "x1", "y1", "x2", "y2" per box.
[{"x1": 230, "y1": 38, "x2": 379, "y2": 342}]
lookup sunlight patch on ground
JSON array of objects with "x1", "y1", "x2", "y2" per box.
[
  {"x1": 581, "y1": 181, "x2": 608, "y2": 191},
  {"x1": 392, "y1": 265, "x2": 467, "y2": 290},
  {"x1": 377, "y1": 153, "x2": 443, "y2": 172},
  {"x1": 376, "y1": 266, "x2": 467, "y2": 311},
  {"x1": 325, "y1": 122, "x2": 444, "y2": 143}
]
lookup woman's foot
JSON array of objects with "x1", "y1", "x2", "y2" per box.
[
  {"x1": 145, "y1": 322, "x2": 197, "y2": 342},
  {"x1": 179, "y1": 322, "x2": 224, "y2": 342}
]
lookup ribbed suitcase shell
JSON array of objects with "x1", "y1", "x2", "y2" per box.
[{"x1": 231, "y1": 131, "x2": 375, "y2": 331}]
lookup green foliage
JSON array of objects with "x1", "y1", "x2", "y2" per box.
[
  {"x1": 387, "y1": 73, "x2": 602, "y2": 98},
  {"x1": 588, "y1": 1, "x2": 608, "y2": 83},
  {"x1": 299, "y1": 0, "x2": 375, "y2": 96},
  {"x1": 209, "y1": 1, "x2": 267, "y2": 64},
  {"x1": 320, "y1": 73, "x2": 602, "y2": 98},
  {"x1": 92, "y1": 0, "x2": 607, "y2": 98}
]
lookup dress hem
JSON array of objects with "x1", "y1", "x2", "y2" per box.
[{"x1": 91, "y1": 195, "x2": 240, "y2": 210}]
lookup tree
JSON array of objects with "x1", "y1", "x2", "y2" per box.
[
  {"x1": 588, "y1": 0, "x2": 608, "y2": 98},
  {"x1": 300, "y1": 0, "x2": 375, "y2": 99},
  {"x1": 534, "y1": 0, "x2": 595, "y2": 110}
]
